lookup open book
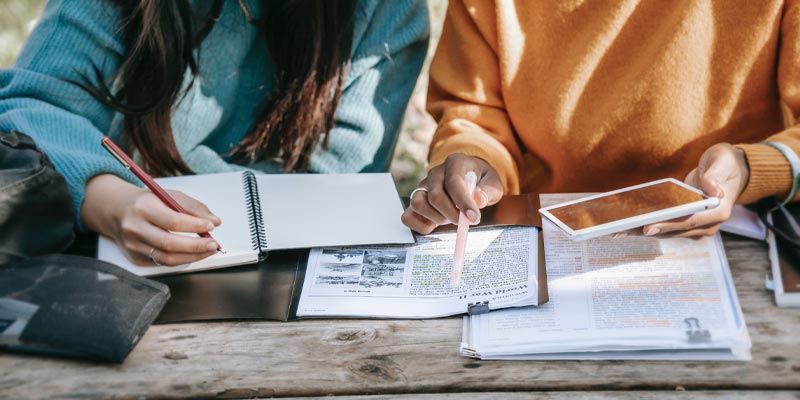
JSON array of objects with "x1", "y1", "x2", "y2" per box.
[
  {"x1": 460, "y1": 193, "x2": 751, "y2": 361},
  {"x1": 295, "y1": 195, "x2": 549, "y2": 319},
  {"x1": 98, "y1": 171, "x2": 415, "y2": 276}
]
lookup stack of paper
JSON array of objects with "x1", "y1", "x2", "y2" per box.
[{"x1": 460, "y1": 194, "x2": 751, "y2": 361}]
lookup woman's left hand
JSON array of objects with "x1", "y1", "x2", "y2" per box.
[{"x1": 642, "y1": 143, "x2": 750, "y2": 238}]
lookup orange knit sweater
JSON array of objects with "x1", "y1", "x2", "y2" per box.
[{"x1": 427, "y1": 0, "x2": 800, "y2": 204}]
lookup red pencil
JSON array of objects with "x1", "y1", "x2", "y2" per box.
[{"x1": 100, "y1": 136, "x2": 220, "y2": 250}]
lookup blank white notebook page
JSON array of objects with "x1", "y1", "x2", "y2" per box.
[
  {"x1": 153, "y1": 173, "x2": 254, "y2": 252},
  {"x1": 257, "y1": 173, "x2": 414, "y2": 250}
]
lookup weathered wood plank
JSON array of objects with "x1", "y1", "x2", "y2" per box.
[
  {"x1": 298, "y1": 392, "x2": 800, "y2": 400},
  {"x1": 1, "y1": 235, "x2": 800, "y2": 400}
]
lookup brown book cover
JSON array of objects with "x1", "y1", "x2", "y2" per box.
[
  {"x1": 774, "y1": 232, "x2": 800, "y2": 293},
  {"x1": 778, "y1": 255, "x2": 800, "y2": 293}
]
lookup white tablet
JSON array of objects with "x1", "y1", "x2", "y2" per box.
[{"x1": 539, "y1": 178, "x2": 720, "y2": 241}]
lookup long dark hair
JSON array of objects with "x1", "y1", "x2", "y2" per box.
[{"x1": 80, "y1": 0, "x2": 357, "y2": 176}]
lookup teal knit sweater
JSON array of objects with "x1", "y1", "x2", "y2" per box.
[{"x1": 0, "y1": 0, "x2": 428, "y2": 228}]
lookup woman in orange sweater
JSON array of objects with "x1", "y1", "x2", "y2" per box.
[{"x1": 403, "y1": 0, "x2": 800, "y2": 237}]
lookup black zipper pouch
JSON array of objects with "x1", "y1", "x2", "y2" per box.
[{"x1": 0, "y1": 254, "x2": 170, "y2": 363}]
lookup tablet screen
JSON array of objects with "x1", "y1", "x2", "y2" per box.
[{"x1": 548, "y1": 181, "x2": 705, "y2": 231}]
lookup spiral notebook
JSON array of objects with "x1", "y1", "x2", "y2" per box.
[{"x1": 97, "y1": 171, "x2": 415, "y2": 277}]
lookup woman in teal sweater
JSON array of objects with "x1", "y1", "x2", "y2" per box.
[{"x1": 0, "y1": 0, "x2": 428, "y2": 266}]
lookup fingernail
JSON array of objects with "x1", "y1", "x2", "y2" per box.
[
  {"x1": 612, "y1": 232, "x2": 628, "y2": 239},
  {"x1": 210, "y1": 214, "x2": 221, "y2": 224},
  {"x1": 206, "y1": 222, "x2": 215, "y2": 231},
  {"x1": 207, "y1": 242, "x2": 219, "y2": 251},
  {"x1": 645, "y1": 228, "x2": 660, "y2": 236},
  {"x1": 708, "y1": 177, "x2": 724, "y2": 197},
  {"x1": 466, "y1": 209, "x2": 479, "y2": 223},
  {"x1": 475, "y1": 189, "x2": 489, "y2": 207}
]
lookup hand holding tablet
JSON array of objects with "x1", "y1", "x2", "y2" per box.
[{"x1": 539, "y1": 178, "x2": 720, "y2": 241}]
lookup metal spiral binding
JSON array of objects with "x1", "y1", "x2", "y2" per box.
[{"x1": 242, "y1": 171, "x2": 267, "y2": 259}]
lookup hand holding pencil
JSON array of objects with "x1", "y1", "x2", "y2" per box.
[
  {"x1": 80, "y1": 137, "x2": 222, "y2": 267},
  {"x1": 401, "y1": 154, "x2": 504, "y2": 236}
]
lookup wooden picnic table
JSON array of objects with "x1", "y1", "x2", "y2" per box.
[{"x1": 1, "y1": 233, "x2": 799, "y2": 399}]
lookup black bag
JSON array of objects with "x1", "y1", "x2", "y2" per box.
[
  {"x1": 0, "y1": 131, "x2": 75, "y2": 264},
  {"x1": 0, "y1": 254, "x2": 170, "y2": 363}
]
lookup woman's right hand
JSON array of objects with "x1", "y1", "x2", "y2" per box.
[
  {"x1": 82, "y1": 174, "x2": 221, "y2": 266},
  {"x1": 401, "y1": 154, "x2": 504, "y2": 234}
]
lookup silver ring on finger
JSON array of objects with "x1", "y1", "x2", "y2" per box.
[
  {"x1": 410, "y1": 187, "x2": 429, "y2": 200},
  {"x1": 148, "y1": 247, "x2": 163, "y2": 266}
]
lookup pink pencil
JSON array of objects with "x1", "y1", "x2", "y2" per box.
[{"x1": 452, "y1": 171, "x2": 478, "y2": 287}]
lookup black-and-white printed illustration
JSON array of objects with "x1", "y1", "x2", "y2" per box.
[
  {"x1": 358, "y1": 264, "x2": 405, "y2": 289},
  {"x1": 320, "y1": 249, "x2": 364, "y2": 263},
  {"x1": 363, "y1": 250, "x2": 406, "y2": 265},
  {"x1": 315, "y1": 263, "x2": 362, "y2": 287}
]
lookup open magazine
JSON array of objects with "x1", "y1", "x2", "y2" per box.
[
  {"x1": 460, "y1": 193, "x2": 751, "y2": 361},
  {"x1": 296, "y1": 195, "x2": 550, "y2": 319},
  {"x1": 297, "y1": 225, "x2": 545, "y2": 318}
]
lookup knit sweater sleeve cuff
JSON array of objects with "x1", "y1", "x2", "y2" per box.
[
  {"x1": 65, "y1": 163, "x2": 140, "y2": 233},
  {"x1": 428, "y1": 131, "x2": 521, "y2": 195},
  {"x1": 735, "y1": 143, "x2": 793, "y2": 204}
]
